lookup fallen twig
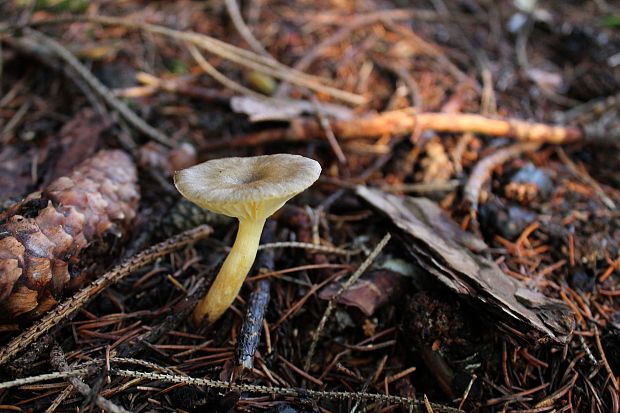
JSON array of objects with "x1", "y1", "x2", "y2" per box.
[
  {"x1": 594, "y1": 326, "x2": 620, "y2": 392},
  {"x1": 0, "y1": 369, "x2": 92, "y2": 389},
  {"x1": 111, "y1": 367, "x2": 464, "y2": 412},
  {"x1": 29, "y1": 16, "x2": 365, "y2": 105},
  {"x1": 258, "y1": 241, "x2": 360, "y2": 256},
  {"x1": 128, "y1": 72, "x2": 230, "y2": 103},
  {"x1": 22, "y1": 28, "x2": 173, "y2": 147},
  {"x1": 44, "y1": 383, "x2": 74, "y2": 413},
  {"x1": 50, "y1": 344, "x2": 130, "y2": 413},
  {"x1": 463, "y1": 142, "x2": 541, "y2": 215},
  {"x1": 0, "y1": 225, "x2": 213, "y2": 366},
  {"x1": 187, "y1": 43, "x2": 263, "y2": 98},
  {"x1": 224, "y1": 0, "x2": 271, "y2": 57},
  {"x1": 303, "y1": 233, "x2": 391, "y2": 371},
  {"x1": 202, "y1": 109, "x2": 584, "y2": 151}
]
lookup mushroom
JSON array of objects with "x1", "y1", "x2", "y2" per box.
[{"x1": 174, "y1": 154, "x2": 321, "y2": 324}]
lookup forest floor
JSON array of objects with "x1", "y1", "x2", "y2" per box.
[{"x1": 0, "y1": 0, "x2": 620, "y2": 412}]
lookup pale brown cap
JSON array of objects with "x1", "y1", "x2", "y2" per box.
[{"x1": 174, "y1": 154, "x2": 321, "y2": 221}]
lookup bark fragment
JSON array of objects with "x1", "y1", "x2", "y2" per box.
[{"x1": 356, "y1": 186, "x2": 575, "y2": 344}]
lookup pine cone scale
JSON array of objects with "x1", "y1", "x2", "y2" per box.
[{"x1": 0, "y1": 150, "x2": 139, "y2": 321}]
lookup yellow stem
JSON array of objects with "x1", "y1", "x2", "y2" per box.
[{"x1": 193, "y1": 218, "x2": 266, "y2": 324}]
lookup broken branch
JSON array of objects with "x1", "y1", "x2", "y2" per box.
[{"x1": 204, "y1": 109, "x2": 584, "y2": 150}]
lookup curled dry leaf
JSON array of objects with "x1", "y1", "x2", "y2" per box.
[
  {"x1": 318, "y1": 268, "x2": 407, "y2": 316},
  {"x1": 0, "y1": 150, "x2": 139, "y2": 320},
  {"x1": 356, "y1": 186, "x2": 574, "y2": 344}
]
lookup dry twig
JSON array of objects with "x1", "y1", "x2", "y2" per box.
[
  {"x1": 258, "y1": 241, "x2": 359, "y2": 256},
  {"x1": 111, "y1": 368, "x2": 464, "y2": 412},
  {"x1": 224, "y1": 0, "x2": 271, "y2": 57},
  {"x1": 22, "y1": 28, "x2": 172, "y2": 147},
  {"x1": 203, "y1": 109, "x2": 583, "y2": 151},
  {"x1": 44, "y1": 383, "x2": 74, "y2": 413},
  {"x1": 29, "y1": 16, "x2": 365, "y2": 105},
  {"x1": 0, "y1": 369, "x2": 92, "y2": 390},
  {"x1": 50, "y1": 344, "x2": 130, "y2": 413},
  {"x1": 463, "y1": 142, "x2": 541, "y2": 214},
  {"x1": 187, "y1": 43, "x2": 264, "y2": 98},
  {"x1": 303, "y1": 233, "x2": 391, "y2": 371}
]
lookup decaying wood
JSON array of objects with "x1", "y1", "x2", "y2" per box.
[
  {"x1": 356, "y1": 186, "x2": 575, "y2": 345},
  {"x1": 204, "y1": 108, "x2": 584, "y2": 150},
  {"x1": 0, "y1": 225, "x2": 213, "y2": 366},
  {"x1": 0, "y1": 150, "x2": 139, "y2": 320}
]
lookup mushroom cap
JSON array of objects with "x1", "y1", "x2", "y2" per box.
[{"x1": 174, "y1": 154, "x2": 321, "y2": 221}]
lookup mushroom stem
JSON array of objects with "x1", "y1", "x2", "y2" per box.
[{"x1": 193, "y1": 218, "x2": 266, "y2": 324}]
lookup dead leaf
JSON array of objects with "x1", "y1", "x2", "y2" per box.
[
  {"x1": 356, "y1": 186, "x2": 574, "y2": 344},
  {"x1": 319, "y1": 269, "x2": 406, "y2": 316},
  {"x1": 230, "y1": 96, "x2": 354, "y2": 122},
  {"x1": 0, "y1": 146, "x2": 37, "y2": 201},
  {"x1": 48, "y1": 109, "x2": 112, "y2": 181}
]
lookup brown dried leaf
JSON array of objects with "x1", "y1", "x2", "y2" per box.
[
  {"x1": 356, "y1": 186, "x2": 574, "y2": 344},
  {"x1": 0, "y1": 146, "x2": 37, "y2": 201},
  {"x1": 318, "y1": 269, "x2": 406, "y2": 316},
  {"x1": 137, "y1": 142, "x2": 197, "y2": 177},
  {"x1": 48, "y1": 109, "x2": 112, "y2": 181}
]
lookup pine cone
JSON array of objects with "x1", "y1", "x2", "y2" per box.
[{"x1": 0, "y1": 150, "x2": 139, "y2": 320}]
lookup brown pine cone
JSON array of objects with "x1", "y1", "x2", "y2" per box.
[{"x1": 0, "y1": 150, "x2": 139, "y2": 320}]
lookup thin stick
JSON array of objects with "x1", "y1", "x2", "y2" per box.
[
  {"x1": 29, "y1": 16, "x2": 365, "y2": 105},
  {"x1": 0, "y1": 370, "x2": 92, "y2": 390},
  {"x1": 111, "y1": 368, "x2": 464, "y2": 412},
  {"x1": 187, "y1": 43, "x2": 264, "y2": 98},
  {"x1": 50, "y1": 344, "x2": 130, "y2": 413},
  {"x1": 303, "y1": 233, "x2": 391, "y2": 371},
  {"x1": 463, "y1": 142, "x2": 540, "y2": 214},
  {"x1": 22, "y1": 28, "x2": 173, "y2": 147},
  {"x1": 258, "y1": 241, "x2": 359, "y2": 256},
  {"x1": 0, "y1": 225, "x2": 212, "y2": 366},
  {"x1": 312, "y1": 96, "x2": 348, "y2": 164},
  {"x1": 44, "y1": 384, "x2": 74, "y2": 413},
  {"x1": 224, "y1": 0, "x2": 271, "y2": 57},
  {"x1": 594, "y1": 326, "x2": 620, "y2": 391}
]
